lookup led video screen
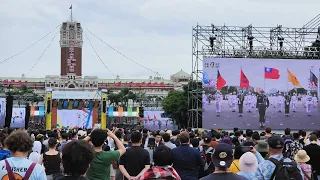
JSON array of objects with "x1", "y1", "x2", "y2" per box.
[
  {"x1": 143, "y1": 111, "x2": 174, "y2": 131},
  {"x1": 57, "y1": 109, "x2": 93, "y2": 129},
  {"x1": 0, "y1": 98, "x2": 6, "y2": 128},
  {"x1": 11, "y1": 108, "x2": 26, "y2": 128},
  {"x1": 202, "y1": 57, "x2": 320, "y2": 130}
]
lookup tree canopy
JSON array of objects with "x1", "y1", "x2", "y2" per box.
[{"x1": 162, "y1": 90, "x2": 188, "y2": 126}]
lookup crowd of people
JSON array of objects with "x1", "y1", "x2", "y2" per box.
[{"x1": 0, "y1": 126, "x2": 319, "y2": 180}]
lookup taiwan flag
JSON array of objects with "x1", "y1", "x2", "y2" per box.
[
  {"x1": 240, "y1": 69, "x2": 250, "y2": 88},
  {"x1": 216, "y1": 70, "x2": 226, "y2": 90},
  {"x1": 264, "y1": 67, "x2": 280, "y2": 79}
]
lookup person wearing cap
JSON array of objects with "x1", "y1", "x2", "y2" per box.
[
  {"x1": 172, "y1": 131, "x2": 205, "y2": 180},
  {"x1": 256, "y1": 91, "x2": 269, "y2": 128},
  {"x1": 237, "y1": 152, "x2": 259, "y2": 179},
  {"x1": 199, "y1": 136, "x2": 214, "y2": 178},
  {"x1": 254, "y1": 136, "x2": 304, "y2": 180},
  {"x1": 254, "y1": 140, "x2": 268, "y2": 159},
  {"x1": 294, "y1": 150, "x2": 312, "y2": 180},
  {"x1": 200, "y1": 143, "x2": 246, "y2": 180}
]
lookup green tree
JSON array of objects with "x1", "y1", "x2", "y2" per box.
[{"x1": 162, "y1": 90, "x2": 188, "y2": 126}]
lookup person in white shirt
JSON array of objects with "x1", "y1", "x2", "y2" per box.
[
  {"x1": 312, "y1": 94, "x2": 318, "y2": 108},
  {"x1": 215, "y1": 91, "x2": 223, "y2": 116},
  {"x1": 277, "y1": 93, "x2": 284, "y2": 112},
  {"x1": 0, "y1": 130, "x2": 46, "y2": 179},
  {"x1": 245, "y1": 92, "x2": 254, "y2": 112},
  {"x1": 306, "y1": 92, "x2": 313, "y2": 116},
  {"x1": 290, "y1": 93, "x2": 298, "y2": 112},
  {"x1": 231, "y1": 92, "x2": 237, "y2": 112}
]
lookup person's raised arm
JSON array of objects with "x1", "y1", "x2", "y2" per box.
[{"x1": 107, "y1": 128, "x2": 126, "y2": 156}]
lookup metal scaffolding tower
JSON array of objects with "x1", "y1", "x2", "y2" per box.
[{"x1": 189, "y1": 15, "x2": 320, "y2": 128}]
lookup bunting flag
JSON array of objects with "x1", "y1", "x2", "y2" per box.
[
  {"x1": 288, "y1": 69, "x2": 301, "y2": 87},
  {"x1": 216, "y1": 70, "x2": 226, "y2": 90},
  {"x1": 30, "y1": 106, "x2": 35, "y2": 116},
  {"x1": 118, "y1": 106, "x2": 123, "y2": 117},
  {"x1": 68, "y1": 100, "x2": 74, "y2": 110},
  {"x1": 108, "y1": 106, "x2": 114, "y2": 117},
  {"x1": 240, "y1": 69, "x2": 250, "y2": 88},
  {"x1": 310, "y1": 71, "x2": 318, "y2": 87},
  {"x1": 136, "y1": 107, "x2": 139, "y2": 117},
  {"x1": 127, "y1": 107, "x2": 133, "y2": 117},
  {"x1": 39, "y1": 106, "x2": 45, "y2": 117}
]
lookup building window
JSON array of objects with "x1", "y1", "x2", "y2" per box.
[{"x1": 61, "y1": 85, "x2": 64, "y2": 87}]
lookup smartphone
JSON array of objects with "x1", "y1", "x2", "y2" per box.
[
  {"x1": 241, "y1": 146, "x2": 253, "y2": 153},
  {"x1": 148, "y1": 138, "x2": 156, "y2": 148}
]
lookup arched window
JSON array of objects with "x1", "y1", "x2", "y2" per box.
[{"x1": 68, "y1": 84, "x2": 75, "y2": 88}]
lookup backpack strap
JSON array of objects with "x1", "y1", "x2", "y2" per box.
[
  {"x1": 233, "y1": 161, "x2": 240, "y2": 171},
  {"x1": 269, "y1": 157, "x2": 284, "y2": 180},
  {"x1": 205, "y1": 147, "x2": 213, "y2": 154},
  {"x1": 199, "y1": 146, "x2": 203, "y2": 152},
  {"x1": 300, "y1": 167, "x2": 311, "y2": 180},
  {"x1": 23, "y1": 162, "x2": 36, "y2": 180},
  {"x1": 4, "y1": 159, "x2": 16, "y2": 180}
]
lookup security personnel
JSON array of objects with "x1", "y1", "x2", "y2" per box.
[
  {"x1": 284, "y1": 93, "x2": 291, "y2": 116},
  {"x1": 256, "y1": 91, "x2": 269, "y2": 128},
  {"x1": 238, "y1": 91, "x2": 245, "y2": 117}
]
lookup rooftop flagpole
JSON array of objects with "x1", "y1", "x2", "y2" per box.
[{"x1": 70, "y1": 5, "x2": 73, "y2": 22}]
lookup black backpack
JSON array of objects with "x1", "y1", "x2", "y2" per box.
[
  {"x1": 199, "y1": 146, "x2": 213, "y2": 171},
  {"x1": 269, "y1": 157, "x2": 303, "y2": 180}
]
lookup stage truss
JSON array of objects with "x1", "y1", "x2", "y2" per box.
[{"x1": 189, "y1": 16, "x2": 320, "y2": 128}]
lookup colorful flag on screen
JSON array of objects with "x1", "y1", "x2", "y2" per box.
[
  {"x1": 216, "y1": 70, "x2": 226, "y2": 90},
  {"x1": 240, "y1": 69, "x2": 250, "y2": 88},
  {"x1": 310, "y1": 71, "x2": 318, "y2": 87},
  {"x1": 288, "y1": 69, "x2": 301, "y2": 87},
  {"x1": 264, "y1": 67, "x2": 280, "y2": 79}
]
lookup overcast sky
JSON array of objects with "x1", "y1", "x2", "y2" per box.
[{"x1": 1, "y1": 0, "x2": 320, "y2": 79}]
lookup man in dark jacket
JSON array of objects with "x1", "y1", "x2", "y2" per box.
[{"x1": 172, "y1": 131, "x2": 205, "y2": 180}]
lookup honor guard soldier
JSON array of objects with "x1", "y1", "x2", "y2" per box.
[
  {"x1": 215, "y1": 91, "x2": 223, "y2": 116},
  {"x1": 256, "y1": 91, "x2": 269, "y2": 128},
  {"x1": 238, "y1": 91, "x2": 245, "y2": 117},
  {"x1": 290, "y1": 93, "x2": 298, "y2": 112},
  {"x1": 284, "y1": 93, "x2": 291, "y2": 116},
  {"x1": 306, "y1": 92, "x2": 313, "y2": 116}
]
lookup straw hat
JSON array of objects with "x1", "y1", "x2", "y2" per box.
[
  {"x1": 239, "y1": 152, "x2": 258, "y2": 173},
  {"x1": 294, "y1": 150, "x2": 310, "y2": 163}
]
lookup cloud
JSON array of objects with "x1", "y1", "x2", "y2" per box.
[{"x1": 0, "y1": 0, "x2": 319, "y2": 80}]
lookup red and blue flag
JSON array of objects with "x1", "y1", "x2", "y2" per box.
[{"x1": 264, "y1": 67, "x2": 280, "y2": 79}]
